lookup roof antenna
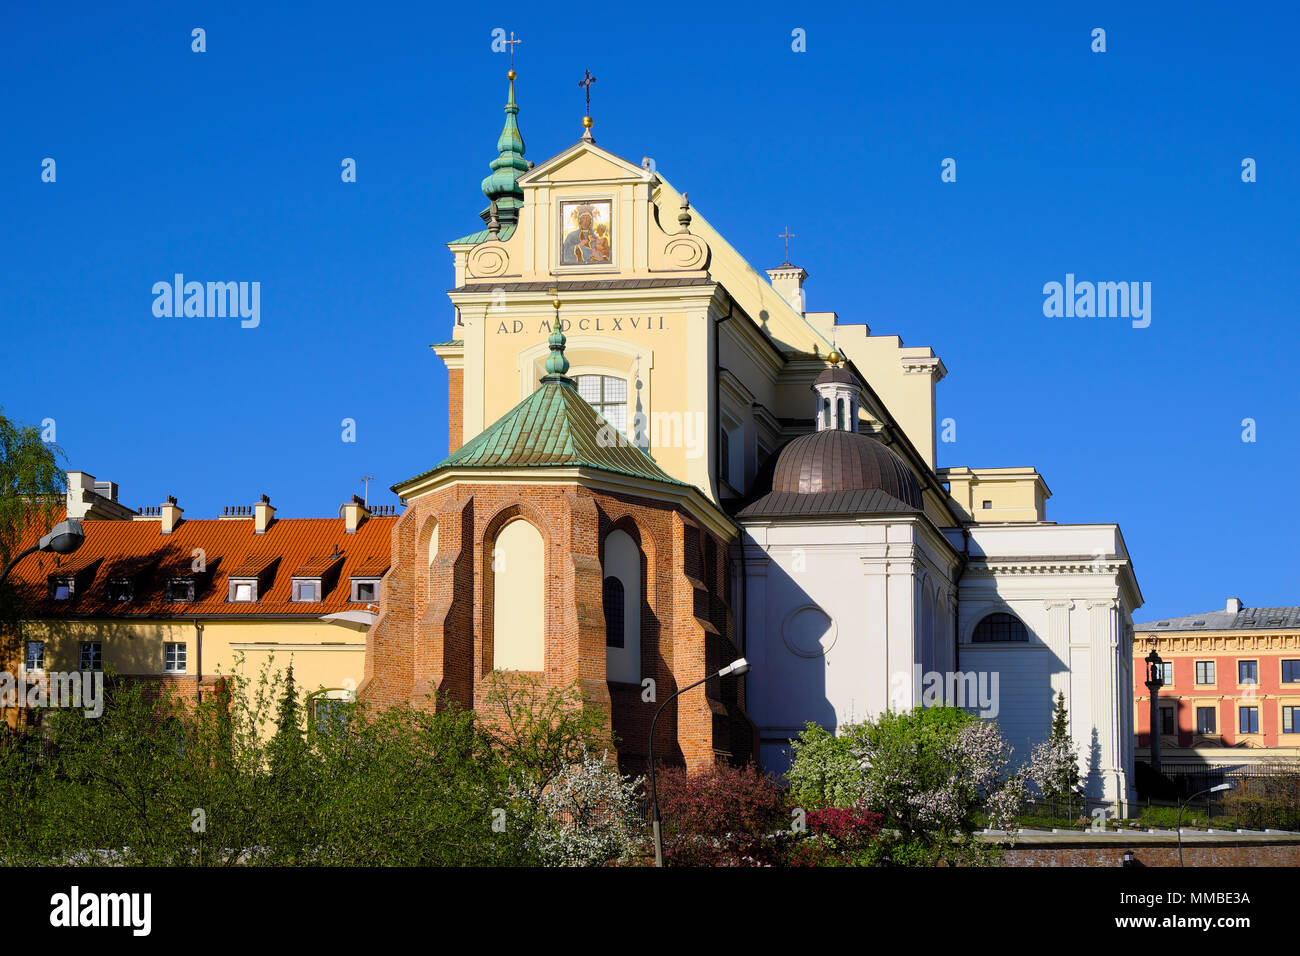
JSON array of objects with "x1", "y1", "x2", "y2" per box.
[{"x1": 359, "y1": 475, "x2": 374, "y2": 507}]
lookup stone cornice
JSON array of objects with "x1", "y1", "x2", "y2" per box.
[
  {"x1": 1139, "y1": 632, "x2": 1300, "y2": 653},
  {"x1": 900, "y1": 354, "x2": 948, "y2": 383}
]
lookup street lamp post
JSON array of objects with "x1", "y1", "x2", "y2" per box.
[
  {"x1": 1143, "y1": 649, "x2": 1165, "y2": 776},
  {"x1": 646, "y1": 657, "x2": 750, "y2": 868},
  {"x1": 0, "y1": 519, "x2": 85, "y2": 587},
  {"x1": 1178, "y1": 782, "x2": 1233, "y2": 867}
]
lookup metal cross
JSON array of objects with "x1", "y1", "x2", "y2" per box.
[
  {"x1": 504, "y1": 31, "x2": 521, "y2": 70},
  {"x1": 579, "y1": 69, "x2": 597, "y2": 114},
  {"x1": 779, "y1": 226, "x2": 795, "y2": 265}
]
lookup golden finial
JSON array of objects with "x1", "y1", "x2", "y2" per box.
[
  {"x1": 827, "y1": 348, "x2": 842, "y2": 366},
  {"x1": 508, "y1": 69, "x2": 516, "y2": 80},
  {"x1": 549, "y1": 287, "x2": 561, "y2": 311}
]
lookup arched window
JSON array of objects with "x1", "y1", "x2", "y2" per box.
[
  {"x1": 821, "y1": 397, "x2": 831, "y2": 430},
  {"x1": 492, "y1": 519, "x2": 545, "y2": 671},
  {"x1": 603, "y1": 577, "x2": 625, "y2": 648},
  {"x1": 427, "y1": 521, "x2": 439, "y2": 565},
  {"x1": 575, "y1": 374, "x2": 627, "y2": 433},
  {"x1": 603, "y1": 529, "x2": 641, "y2": 683},
  {"x1": 972, "y1": 612, "x2": 1029, "y2": 643}
]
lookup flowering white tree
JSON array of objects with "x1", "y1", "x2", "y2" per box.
[
  {"x1": 1027, "y1": 692, "x2": 1081, "y2": 801},
  {"x1": 519, "y1": 747, "x2": 644, "y2": 867},
  {"x1": 843, "y1": 707, "x2": 1024, "y2": 865}
]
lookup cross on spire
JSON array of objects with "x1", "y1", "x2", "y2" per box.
[
  {"x1": 504, "y1": 31, "x2": 521, "y2": 71},
  {"x1": 779, "y1": 226, "x2": 795, "y2": 266},
  {"x1": 579, "y1": 69, "x2": 597, "y2": 140}
]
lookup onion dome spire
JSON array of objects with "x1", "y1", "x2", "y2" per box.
[
  {"x1": 480, "y1": 69, "x2": 527, "y2": 227},
  {"x1": 542, "y1": 290, "x2": 573, "y2": 383}
]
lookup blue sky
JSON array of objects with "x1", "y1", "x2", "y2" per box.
[{"x1": 2, "y1": 2, "x2": 1297, "y2": 621}]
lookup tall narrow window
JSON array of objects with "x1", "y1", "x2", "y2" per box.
[
  {"x1": 1239, "y1": 707, "x2": 1259, "y2": 734},
  {"x1": 1239, "y1": 660, "x2": 1258, "y2": 684},
  {"x1": 1159, "y1": 706, "x2": 1175, "y2": 736},
  {"x1": 603, "y1": 577, "x2": 625, "y2": 648},
  {"x1": 1196, "y1": 706, "x2": 1217, "y2": 734},
  {"x1": 25, "y1": 642, "x2": 45, "y2": 671},
  {"x1": 492, "y1": 519, "x2": 545, "y2": 671},
  {"x1": 603, "y1": 530, "x2": 641, "y2": 684}
]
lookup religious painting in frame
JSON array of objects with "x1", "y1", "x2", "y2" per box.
[{"x1": 559, "y1": 199, "x2": 613, "y2": 267}]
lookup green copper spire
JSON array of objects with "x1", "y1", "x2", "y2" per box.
[
  {"x1": 479, "y1": 70, "x2": 527, "y2": 226},
  {"x1": 542, "y1": 291, "x2": 571, "y2": 380}
]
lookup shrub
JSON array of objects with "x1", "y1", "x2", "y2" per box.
[
  {"x1": 786, "y1": 722, "x2": 865, "y2": 809},
  {"x1": 653, "y1": 762, "x2": 791, "y2": 866},
  {"x1": 526, "y1": 747, "x2": 644, "y2": 866},
  {"x1": 1223, "y1": 767, "x2": 1300, "y2": 830},
  {"x1": 850, "y1": 707, "x2": 1023, "y2": 865}
]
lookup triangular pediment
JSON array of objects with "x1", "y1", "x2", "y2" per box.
[{"x1": 517, "y1": 141, "x2": 655, "y2": 187}]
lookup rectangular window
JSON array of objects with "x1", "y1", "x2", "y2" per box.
[
  {"x1": 50, "y1": 578, "x2": 72, "y2": 600},
  {"x1": 312, "y1": 698, "x2": 350, "y2": 737},
  {"x1": 107, "y1": 579, "x2": 133, "y2": 602},
  {"x1": 1196, "y1": 706, "x2": 1217, "y2": 734},
  {"x1": 1159, "y1": 706, "x2": 1175, "y2": 736},
  {"x1": 352, "y1": 580, "x2": 377, "y2": 603},
  {"x1": 1284, "y1": 706, "x2": 1299, "y2": 734},
  {"x1": 1282, "y1": 660, "x2": 1300, "y2": 684},
  {"x1": 25, "y1": 641, "x2": 45, "y2": 671},
  {"x1": 163, "y1": 643, "x2": 187, "y2": 674},
  {"x1": 229, "y1": 581, "x2": 255, "y2": 602},
  {"x1": 167, "y1": 579, "x2": 195, "y2": 602},
  {"x1": 293, "y1": 580, "x2": 320, "y2": 602},
  {"x1": 1159, "y1": 662, "x2": 1174, "y2": 686},
  {"x1": 1239, "y1": 707, "x2": 1260, "y2": 734},
  {"x1": 981, "y1": 500, "x2": 993, "y2": 510},
  {"x1": 79, "y1": 642, "x2": 102, "y2": 672},
  {"x1": 1195, "y1": 661, "x2": 1216, "y2": 685},
  {"x1": 1239, "y1": 660, "x2": 1259, "y2": 684}
]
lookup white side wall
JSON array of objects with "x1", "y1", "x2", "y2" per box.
[
  {"x1": 742, "y1": 515, "x2": 958, "y2": 775},
  {"x1": 947, "y1": 523, "x2": 1141, "y2": 812}
]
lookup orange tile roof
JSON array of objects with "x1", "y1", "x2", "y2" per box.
[{"x1": 7, "y1": 512, "x2": 395, "y2": 618}]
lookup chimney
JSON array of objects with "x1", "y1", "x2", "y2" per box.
[
  {"x1": 340, "y1": 494, "x2": 369, "y2": 534},
  {"x1": 65, "y1": 471, "x2": 96, "y2": 520},
  {"x1": 1226, "y1": 597, "x2": 1243, "y2": 614},
  {"x1": 254, "y1": 494, "x2": 276, "y2": 534},
  {"x1": 160, "y1": 495, "x2": 183, "y2": 534},
  {"x1": 766, "y1": 265, "x2": 808, "y2": 315}
]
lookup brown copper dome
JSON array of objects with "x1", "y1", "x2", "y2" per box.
[{"x1": 767, "y1": 430, "x2": 922, "y2": 507}]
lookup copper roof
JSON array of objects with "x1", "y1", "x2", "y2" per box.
[
  {"x1": 768, "y1": 430, "x2": 922, "y2": 506},
  {"x1": 398, "y1": 378, "x2": 685, "y2": 491},
  {"x1": 6, "y1": 512, "x2": 395, "y2": 618}
]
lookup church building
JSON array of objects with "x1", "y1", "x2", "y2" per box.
[{"x1": 359, "y1": 68, "x2": 1145, "y2": 807}]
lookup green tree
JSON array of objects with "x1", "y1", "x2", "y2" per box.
[{"x1": 0, "y1": 409, "x2": 67, "y2": 664}]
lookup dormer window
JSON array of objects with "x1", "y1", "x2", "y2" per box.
[
  {"x1": 228, "y1": 579, "x2": 257, "y2": 603},
  {"x1": 292, "y1": 580, "x2": 320, "y2": 602},
  {"x1": 167, "y1": 578, "x2": 196, "y2": 603},
  {"x1": 49, "y1": 577, "x2": 74, "y2": 601},
  {"x1": 107, "y1": 578, "x2": 133, "y2": 602},
  {"x1": 351, "y1": 579, "x2": 379, "y2": 603}
]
